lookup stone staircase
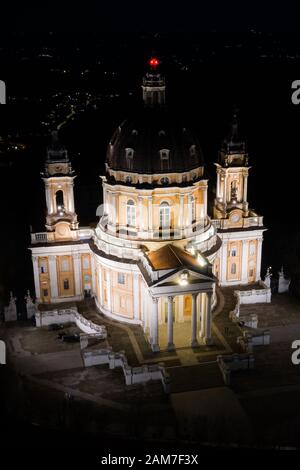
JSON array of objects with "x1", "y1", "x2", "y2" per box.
[{"x1": 168, "y1": 362, "x2": 224, "y2": 393}]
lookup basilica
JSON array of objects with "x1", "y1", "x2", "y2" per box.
[{"x1": 30, "y1": 60, "x2": 265, "y2": 352}]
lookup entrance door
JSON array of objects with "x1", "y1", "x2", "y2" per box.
[{"x1": 184, "y1": 295, "x2": 192, "y2": 317}]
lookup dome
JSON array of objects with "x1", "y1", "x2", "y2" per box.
[{"x1": 106, "y1": 106, "x2": 204, "y2": 175}]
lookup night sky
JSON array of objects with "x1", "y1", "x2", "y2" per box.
[
  {"x1": 1, "y1": 16, "x2": 300, "y2": 303},
  {"x1": 1, "y1": 2, "x2": 300, "y2": 32}
]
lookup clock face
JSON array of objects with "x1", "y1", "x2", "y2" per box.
[{"x1": 231, "y1": 213, "x2": 240, "y2": 223}]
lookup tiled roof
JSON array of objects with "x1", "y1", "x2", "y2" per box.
[{"x1": 146, "y1": 244, "x2": 207, "y2": 272}]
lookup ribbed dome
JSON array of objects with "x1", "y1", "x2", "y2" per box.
[{"x1": 106, "y1": 106, "x2": 204, "y2": 174}]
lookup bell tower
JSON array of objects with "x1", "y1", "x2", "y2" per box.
[
  {"x1": 42, "y1": 130, "x2": 78, "y2": 237},
  {"x1": 214, "y1": 113, "x2": 250, "y2": 221}
]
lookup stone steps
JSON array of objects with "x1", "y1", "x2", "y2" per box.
[{"x1": 168, "y1": 362, "x2": 224, "y2": 393}]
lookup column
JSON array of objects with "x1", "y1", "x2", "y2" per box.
[
  {"x1": 203, "y1": 291, "x2": 213, "y2": 345},
  {"x1": 241, "y1": 240, "x2": 249, "y2": 284},
  {"x1": 90, "y1": 254, "x2": 96, "y2": 295},
  {"x1": 167, "y1": 296, "x2": 175, "y2": 351},
  {"x1": 256, "y1": 238, "x2": 263, "y2": 281},
  {"x1": 68, "y1": 180, "x2": 75, "y2": 213},
  {"x1": 138, "y1": 196, "x2": 143, "y2": 234},
  {"x1": 103, "y1": 186, "x2": 107, "y2": 215},
  {"x1": 223, "y1": 174, "x2": 228, "y2": 205},
  {"x1": 133, "y1": 272, "x2": 140, "y2": 321},
  {"x1": 151, "y1": 297, "x2": 160, "y2": 352},
  {"x1": 243, "y1": 174, "x2": 248, "y2": 202},
  {"x1": 48, "y1": 255, "x2": 58, "y2": 299},
  {"x1": 179, "y1": 194, "x2": 184, "y2": 230},
  {"x1": 106, "y1": 270, "x2": 112, "y2": 311},
  {"x1": 73, "y1": 253, "x2": 82, "y2": 297},
  {"x1": 220, "y1": 241, "x2": 228, "y2": 284},
  {"x1": 203, "y1": 186, "x2": 208, "y2": 221},
  {"x1": 32, "y1": 257, "x2": 41, "y2": 300},
  {"x1": 111, "y1": 192, "x2": 117, "y2": 233},
  {"x1": 98, "y1": 263, "x2": 103, "y2": 305},
  {"x1": 115, "y1": 193, "x2": 119, "y2": 226},
  {"x1": 200, "y1": 293, "x2": 206, "y2": 338},
  {"x1": 191, "y1": 293, "x2": 199, "y2": 347},
  {"x1": 188, "y1": 195, "x2": 193, "y2": 225},
  {"x1": 45, "y1": 184, "x2": 53, "y2": 215},
  {"x1": 145, "y1": 290, "x2": 151, "y2": 332},
  {"x1": 147, "y1": 196, "x2": 153, "y2": 235},
  {"x1": 217, "y1": 171, "x2": 221, "y2": 199},
  {"x1": 107, "y1": 190, "x2": 111, "y2": 223}
]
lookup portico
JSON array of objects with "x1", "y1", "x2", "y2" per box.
[
  {"x1": 149, "y1": 291, "x2": 213, "y2": 352},
  {"x1": 139, "y1": 243, "x2": 216, "y2": 353}
]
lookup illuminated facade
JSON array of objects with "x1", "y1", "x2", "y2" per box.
[{"x1": 30, "y1": 61, "x2": 265, "y2": 351}]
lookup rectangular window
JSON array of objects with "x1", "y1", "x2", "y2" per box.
[
  {"x1": 249, "y1": 243, "x2": 256, "y2": 256},
  {"x1": 43, "y1": 289, "x2": 48, "y2": 297},
  {"x1": 83, "y1": 257, "x2": 90, "y2": 269},
  {"x1": 40, "y1": 263, "x2": 47, "y2": 274},
  {"x1": 118, "y1": 273, "x2": 125, "y2": 285},
  {"x1": 63, "y1": 279, "x2": 69, "y2": 290},
  {"x1": 61, "y1": 259, "x2": 69, "y2": 272}
]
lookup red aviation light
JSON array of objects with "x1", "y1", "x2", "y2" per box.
[{"x1": 149, "y1": 57, "x2": 159, "y2": 69}]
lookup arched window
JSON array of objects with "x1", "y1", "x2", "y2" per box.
[
  {"x1": 231, "y1": 180, "x2": 238, "y2": 200},
  {"x1": 231, "y1": 263, "x2": 237, "y2": 275},
  {"x1": 126, "y1": 199, "x2": 136, "y2": 227},
  {"x1": 160, "y1": 149, "x2": 170, "y2": 171},
  {"x1": 189, "y1": 144, "x2": 197, "y2": 157},
  {"x1": 159, "y1": 202, "x2": 170, "y2": 229},
  {"x1": 231, "y1": 246, "x2": 237, "y2": 257},
  {"x1": 56, "y1": 190, "x2": 64, "y2": 212}
]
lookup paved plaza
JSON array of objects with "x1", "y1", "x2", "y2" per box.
[{"x1": 3, "y1": 288, "x2": 300, "y2": 446}]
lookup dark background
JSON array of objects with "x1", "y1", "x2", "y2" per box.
[{"x1": 1, "y1": 31, "x2": 300, "y2": 309}]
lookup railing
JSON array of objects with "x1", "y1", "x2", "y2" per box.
[
  {"x1": 211, "y1": 216, "x2": 264, "y2": 230},
  {"x1": 31, "y1": 232, "x2": 49, "y2": 243},
  {"x1": 31, "y1": 227, "x2": 93, "y2": 244},
  {"x1": 100, "y1": 217, "x2": 211, "y2": 242}
]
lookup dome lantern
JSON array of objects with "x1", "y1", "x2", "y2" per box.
[{"x1": 142, "y1": 57, "x2": 165, "y2": 107}]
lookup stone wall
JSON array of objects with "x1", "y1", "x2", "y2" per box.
[
  {"x1": 35, "y1": 307, "x2": 169, "y2": 392},
  {"x1": 235, "y1": 283, "x2": 271, "y2": 306},
  {"x1": 217, "y1": 353, "x2": 255, "y2": 385},
  {"x1": 82, "y1": 348, "x2": 171, "y2": 393},
  {"x1": 35, "y1": 307, "x2": 107, "y2": 338}
]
